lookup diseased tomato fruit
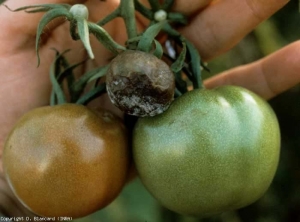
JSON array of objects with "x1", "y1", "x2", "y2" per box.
[
  {"x1": 106, "y1": 50, "x2": 175, "y2": 117},
  {"x1": 133, "y1": 86, "x2": 280, "y2": 217},
  {"x1": 3, "y1": 104, "x2": 129, "y2": 218}
]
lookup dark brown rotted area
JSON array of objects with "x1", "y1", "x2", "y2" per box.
[{"x1": 106, "y1": 50, "x2": 175, "y2": 117}]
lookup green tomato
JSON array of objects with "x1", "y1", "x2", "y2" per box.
[{"x1": 133, "y1": 86, "x2": 280, "y2": 217}]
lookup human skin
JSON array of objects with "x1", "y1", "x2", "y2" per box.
[{"x1": 0, "y1": 0, "x2": 296, "y2": 216}]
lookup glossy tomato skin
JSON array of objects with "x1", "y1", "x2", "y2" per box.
[
  {"x1": 3, "y1": 104, "x2": 129, "y2": 218},
  {"x1": 133, "y1": 86, "x2": 280, "y2": 217}
]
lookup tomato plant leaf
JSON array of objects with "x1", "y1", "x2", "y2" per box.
[
  {"x1": 76, "y1": 83, "x2": 106, "y2": 105},
  {"x1": 97, "y1": 8, "x2": 120, "y2": 26},
  {"x1": 161, "y1": 0, "x2": 174, "y2": 11},
  {"x1": 147, "y1": 0, "x2": 160, "y2": 11},
  {"x1": 137, "y1": 21, "x2": 167, "y2": 52},
  {"x1": 69, "y1": 65, "x2": 108, "y2": 102},
  {"x1": 88, "y1": 23, "x2": 126, "y2": 54},
  {"x1": 5, "y1": 4, "x2": 71, "y2": 13},
  {"x1": 35, "y1": 8, "x2": 71, "y2": 66},
  {"x1": 77, "y1": 19, "x2": 95, "y2": 59},
  {"x1": 134, "y1": 0, "x2": 153, "y2": 19},
  {"x1": 171, "y1": 42, "x2": 188, "y2": 93},
  {"x1": 50, "y1": 54, "x2": 67, "y2": 105},
  {"x1": 174, "y1": 87, "x2": 183, "y2": 97},
  {"x1": 171, "y1": 41, "x2": 186, "y2": 73},
  {"x1": 185, "y1": 40, "x2": 203, "y2": 89},
  {"x1": 87, "y1": 65, "x2": 109, "y2": 83},
  {"x1": 167, "y1": 12, "x2": 188, "y2": 25},
  {"x1": 153, "y1": 40, "x2": 164, "y2": 58}
]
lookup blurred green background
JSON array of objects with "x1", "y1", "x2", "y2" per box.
[{"x1": 76, "y1": 1, "x2": 300, "y2": 222}]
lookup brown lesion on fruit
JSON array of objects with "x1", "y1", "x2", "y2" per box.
[{"x1": 106, "y1": 50, "x2": 175, "y2": 117}]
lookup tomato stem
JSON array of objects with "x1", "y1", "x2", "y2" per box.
[{"x1": 120, "y1": 0, "x2": 138, "y2": 48}]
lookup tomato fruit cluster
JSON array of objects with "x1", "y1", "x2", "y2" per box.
[
  {"x1": 3, "y1": 104, "x2": 129, "y2": 218},
  {"x1": 133, "y1": 86, "x2": 280, "y2": 217}
]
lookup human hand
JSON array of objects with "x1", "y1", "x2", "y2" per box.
[
  {"x1": 0, "y1": 0, "x2": 133, "y2": 216},
  {"x1": 0, "y1": 0, "x2": 293, "y2": 217},
  {"x1": 172, "y1": 0, "x2": 296, "y2": 100}
]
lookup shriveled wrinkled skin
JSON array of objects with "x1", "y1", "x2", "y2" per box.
[{"x1": 0, "y1": 0, "x2": 293, "y2": 216}]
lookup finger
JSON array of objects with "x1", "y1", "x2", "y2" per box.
[
  {"x1": 204, "y1": 41, "x2": 300, "y2": 100},
  {"x1": 180, "y1": 0, "x2": 289, "y2": 61},
  {"x1": 172, "y1": 0, "x2": 212, "y2": 15}
]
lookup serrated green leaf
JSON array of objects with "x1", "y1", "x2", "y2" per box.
[
  {"x1": 35, "y1": 8, "x2": 71, "y2": 66},
  {"x1": 137, "y1": 21, "x2": 166, "y2": 52}
]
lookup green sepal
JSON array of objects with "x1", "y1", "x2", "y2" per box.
[
  {"x1": 49, "y1": 52, "x2": 68, "y2": 105},
  {"x1": 161, "y1": 0, "x2": 174, "y2": 11},
  {"x1": 76, "y1": 83, "x2": 106, "y2": 105},
  {"x1": 87, "y1": 65, "x2": 109, "y2": 83},
  {"x1": 36, "y1": 8, "x2": 72, "y2": 66},
  {"x1": 88, "y1": 22, "x2": 126, "y2": 54},
  {"x1": 77, "y1": 19, "x2": 94, "y2": 59},
  {"x1": 171, "y1": 41, "x2": 186, "y2": 73},
  {"x1": 49, "y1": 49, "x2": 70, "y2": 106},
  {"x1": 134, "y1": 0, "x2": 153, "y2": 19},
  {"x1": 5, "y1": 4, "x2": 71, "y2": 13},
  {"x1": 59, "y1": 60, "x2": 86, "y2": 103},
  {"x1": 171, "y1": 41, "x2": 188, "y2": 93},
  {"x1": 97, "y1": 8, "x2": 120, "y2": 26},
  {"x1": 153, "y1": 40, "x2": 163, "y2": 58},
  {"x1": 185, "y1": 40, "x2": 203, "y2": 89},
  {"x1": 70, "y1": 65, "x2": 108, "y2": 102},
  {"x1": 70, "y1": 21, "x2": 80, "y2": 40},
  {"x1": 174, "y1": 88, "x2": 183, "y2": 98},
  {"x1": 147, "y1": 0, "x2": 160, "y2": 10},
  {"x1": 168, "y1": 12, "x2": 188, "y2": 25},
  {"x1": 137, "y1": 21, "x2": 166, "y2": 52}
]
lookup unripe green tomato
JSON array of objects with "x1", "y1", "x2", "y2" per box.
[
  {"x1": 3, "y1": 104, "x2": 129, "y2": 218},
  {"x1": 133, "y1": 86, "x2": 280, "y2": 217}
]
